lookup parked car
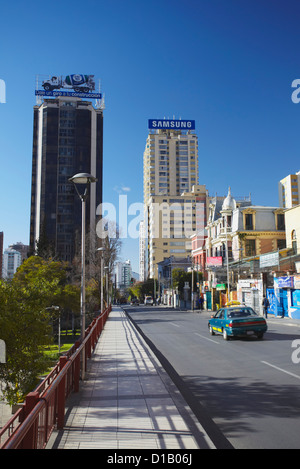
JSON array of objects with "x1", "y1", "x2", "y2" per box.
[
  {"x1": 130, "y1": 298, "x2": 139, "y2": 305},
  {"x1": 208, "y1": 306, "x2": 267, "y2": 340},
  {"x1": 144, "y1": 296, "x2": 153, "y2": 305}
]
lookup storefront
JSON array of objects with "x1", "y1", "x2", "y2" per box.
[
  {"x1": 289, "y1": 275, "x2": 300, "y2": 319},
  {"x1": 237, "y1": 278, "x2": 263, "y2": 313},
  {"x1": 267, "y1": 275, "x2": 300, "y2": 319}
]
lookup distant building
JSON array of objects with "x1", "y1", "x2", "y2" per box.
[
  {"x1": 9, "y1": 242, "x2": 29, "y2": 263},
  {"x1": 115, "y1": 260, "x2": 133, "y2": 290},
  {"x1": 279, "y1": 171, "x2": 300, "y2": 208},
  {"x1": 3, "y1": 248, "x2": 22, "y2": 279},
  {"x1": 157, "y1": 256, "x2": 192, "y2": 288},
  {"x1": 122, "y1": 260, "x2": 132, "y2": 288}
]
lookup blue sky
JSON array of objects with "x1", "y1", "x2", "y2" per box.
[{"x1": 1, "y1": 0, "x2": 300, "y2": 272}]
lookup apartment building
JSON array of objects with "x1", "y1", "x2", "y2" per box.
[
  {"x1": 143, "y1": 123, "x2": 198, "y2": 203},
  {"x1": 115, "y1": 260, "x2": 132, "y2": 290},
  {"x1": 279, "y1": 171, "x2": 300, "y2": 208},
  {"x1": 143, "y1": 119, "x2": 199, "y2": 278},
  {"x1": 2, "y1": 248, "x2": 22, "y2": 279}
]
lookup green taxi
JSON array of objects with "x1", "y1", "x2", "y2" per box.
[{"x1": 208, "y1": 306, "x2": 267, "y2": 341}]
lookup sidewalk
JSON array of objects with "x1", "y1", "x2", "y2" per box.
[
  {"x1": 47, "y1": 307, "x2": 215, "y2": 449},
  {"x1": 266, "y1": 314, "x2": 300, "y2": 327}
]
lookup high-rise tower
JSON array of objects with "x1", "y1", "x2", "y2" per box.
[
  {"x1": 143, "y1": 121, "x2": 198, "y2": 203},
  {"x1": 30, "y1": 96, "x2": 103, "y2": 261},
  {"x1": 142, "y1": 119, "x2": 199, "y2": 277}
]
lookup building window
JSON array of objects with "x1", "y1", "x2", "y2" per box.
[
  {"x1": 245, "y1": 213, "x2": 253, "y2": 230},
  {"x1": 245, "y1": 239, "x2": 256, "y2": 257},
  {"x1": 277, "y1": 214, "x2": 285, "y2": 231},
  {"x1": 277, "y1": 239, "x2": 286, "y2": 250},
  {"x1": 292, "y1": 230, "x2": 297, "y2": 254}
]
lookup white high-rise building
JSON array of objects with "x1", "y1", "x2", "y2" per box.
[
  {"x1": 143, "y1": 119, "x2": 199, "y2": 277},
  {"x1": 2, "y1": 248, "x2": 22, "y2": 279},
  {"x1": 115, "y1": 260, "x2": 132, "y2": 289},
  {"x1": 143, "y1": 122, "x2": 198, "y2": 203},
  {"x1": 122, "y1": 260, "x2": 132, "y2": 287}
]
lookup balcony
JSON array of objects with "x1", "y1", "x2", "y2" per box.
[{"x1": 219, "y1": 226, "x2": 232, "y2": 236}]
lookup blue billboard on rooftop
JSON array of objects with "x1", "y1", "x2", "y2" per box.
[{"x1": 35, "y1": 74, "x2": 102, "y2": 99}]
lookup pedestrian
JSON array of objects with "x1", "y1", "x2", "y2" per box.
[
  {"x1": 262, "y1": 296, "x2": 269, "y2": 318},
  {"x1": 199, "y1": 295, "x2": 204, "y2": 311}
]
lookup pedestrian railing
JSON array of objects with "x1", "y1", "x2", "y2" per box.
[{"x1": 0, "y1": 306, "x2": 111, "y2": 449}]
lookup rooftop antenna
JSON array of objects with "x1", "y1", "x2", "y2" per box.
[
  {"x1": 95, "y1": 78, "x2": 105, "y2": 110},
  {"x1": 35, "y1": 75, "x2": 42, "y2": 105}
]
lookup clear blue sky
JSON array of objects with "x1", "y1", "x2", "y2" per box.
[{"x1": 1, "y1": 0, "x2": 300, "y2": 272}]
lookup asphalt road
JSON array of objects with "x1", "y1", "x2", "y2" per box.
[{"x1": 123, "y1": 305, "x2": 300, "y2": 449}]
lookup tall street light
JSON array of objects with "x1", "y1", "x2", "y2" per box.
[
  {"x1": 69, "y1": 173, "x2": 97, "y2": 375},
  {"x1": 97, "y1": 247, "x2": 105, "y2": 313}
]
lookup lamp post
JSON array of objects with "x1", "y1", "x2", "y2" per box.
[
  {"x1": 46, "y1": 305, "x2": 60, "y2": 352},
  {"x1": 104, "y1": 266, "x2": 109, "y2": 306},
  {"x1": 191, "y1": 260, "x2": 194, "y2": 312},
  {"x1": 225, "y1": 217, "x2": 230, "y2": 303},
  {"x1": 97, "y1": 247, "x2": 105, "y2": 313},
  {"x1": 69, "y1": 173, "x2": 97, "y2": 377}
]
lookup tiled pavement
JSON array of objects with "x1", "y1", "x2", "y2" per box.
[{"x1": 47, "y1": 307, "x2": 215, "y2": 449}]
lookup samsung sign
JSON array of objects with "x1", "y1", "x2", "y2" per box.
[{"x1": 148, "y1": 119, "x2": 195, "y2": 130}]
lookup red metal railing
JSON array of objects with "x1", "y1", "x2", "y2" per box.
[{"x1": 0, "y1": 306, "x2": 111, "y2": 449}]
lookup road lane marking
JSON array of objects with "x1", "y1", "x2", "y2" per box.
[
  {"x1": 261, "y1": 361, "x2": 300, "y2": 380},
  {"x1": 194, "y1": 332, "x2": 220, "y2": 344},
  {"x1": 170, "y1": 322, "x2": 180, "y2": 327}
]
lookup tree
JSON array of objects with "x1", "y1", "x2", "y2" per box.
[
  {"x1": 0, "y1": 256, "x2": 80, "y2": 405},
  {"x1": 172, "y1": 268, "x2": 203, "y2": 299},
  {"x1": 129, "y1": 279, "x2": 155, "y2": 301},
  {"x1": 172, "y1": 268, "x2": 188, "y2": 296},
  {"x1": 72, "y1": 221, "x2": 122, "y2": 309},
  {"x1": 99, "y1": 221, "x2": 122, "y2": 279}
]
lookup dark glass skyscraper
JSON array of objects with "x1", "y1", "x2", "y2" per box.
[{"x1": 30, "y1": 97, "x2": 103, "y2": 261}]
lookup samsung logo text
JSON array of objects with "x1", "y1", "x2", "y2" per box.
[{"x1": 148, "y1": 119, "x2": 195, "y2": 130}]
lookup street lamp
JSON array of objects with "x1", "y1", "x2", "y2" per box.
[
  {"x1": 104, "y1": 266, "x2": 109, "y2": 306},
  {"x1": 69, "y1": 173, "x2": 97, "y2": 368},
  {"x1": 225, "y1": 218, "x2": 230, "y2": 303},
  {"x1": 46, "y1": 306, "x2": 60, "y2": 352},
  {"x1": 97, "y1": 247, "x2": 105, "y2": 313}
]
